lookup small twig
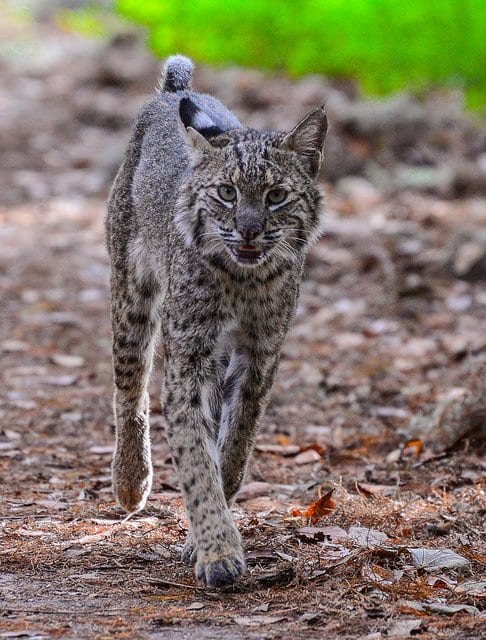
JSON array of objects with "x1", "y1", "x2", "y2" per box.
[{"x1": 0, "y1": 607, "x2": 139, "y2": 616}]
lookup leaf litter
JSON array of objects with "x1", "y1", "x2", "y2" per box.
[{"x1": 1, "y1": 13, "x2": 485, "y2": 640}]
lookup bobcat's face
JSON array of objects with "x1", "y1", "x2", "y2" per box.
[{"x1": 176, "y1": 99, "x2": 327, "y2": 270}]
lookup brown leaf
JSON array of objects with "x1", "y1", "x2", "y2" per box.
[
  {"x1": 1, "y1": 340, "x2": 29, "y2": 353},
  {"x1": 408, "y1": 548, "x2": 471, "y2": 571},
  {"x1": 63, "y1": 531, "x2": 112, "y2": 546},
  {"x1": 386, "y1": 448, "x2": 402, "y2": 464},
  {"x1": 427, "y1": 574, "x2": 456, "y2": 589},
  {"x1": 402, "y1": 601, "x2": 479, "y2": 616},
  {"x1": 298, "y1": 525, "x2": 348, "y2": 543},
  {"x1": 362, "y1": 563, "x2": 398, "y2": 586},
  {"x1": 294, "y1": 449, "x2": 321, "y2": 465},
  {"x1": 454, "y1": 581, "x2": 486, "y2": 598},
  {"x1": 387, "y1": 619, "x2": 424, "y2": 637},
  {"x1": 298, "y1": 443, "x2": 327, "y2": 456},
  {"x1": 44, "y1": 375, "x2": 79, "y2": 387},
  {"x1": 303, "y1": 489, "x2": 335, "y2": 522},
  {"x1": 89, "y1": 445, "x2": 114, "y2": 454},
  {"x1": 50, "y1": 353, "x2": 85, "y2": 368},
  {"x1": 245, "y1": 550, "x2": 280, "y2": 565},
  {"x1": 237, "y1": 481, "x2": 275, "y2": 501},
  {"x1": 357, "y1": 482, "x2": 397, "y2": 498},
  {"x1": 256, "y1": 565, "x2": 295, "y2": 588},
  {"x1": 349, "y1": 526, "x2": 389, "y2": 549},
  {"x1": 233, "y1": 615, "x2": 287, "y2": 627},
  {"x1": 255, "y1": 443, "x2": 300, "y2": 456},
  {"x1": 402, "y1": 439, "x2": 423, "y2": 456}
]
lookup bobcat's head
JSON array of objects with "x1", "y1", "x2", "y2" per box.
[{"x1": 176, "y1": 97, "x2": 327, "y2": 272}]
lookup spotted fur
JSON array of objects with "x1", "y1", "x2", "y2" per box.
[{"x1": 105, "y1": 55, "x2": 327, "y2": 587}]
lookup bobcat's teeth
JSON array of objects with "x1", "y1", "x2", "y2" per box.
[{"x1": 231, "y1": 245, "x2": 263, "y2": 263}]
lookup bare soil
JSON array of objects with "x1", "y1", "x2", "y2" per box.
[{"x1": 0, "y1": 14, "x2": 485, "y2": 640}]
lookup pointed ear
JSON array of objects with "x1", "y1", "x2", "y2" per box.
[
  {"x1": 179, "y1": 97, "x2": 224, "y2": 154},
  {"x1": 281, "y1": 106, "x2": 328, "y2": 177}
]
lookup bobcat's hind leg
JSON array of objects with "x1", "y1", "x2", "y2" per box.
[
  {"x1": 110, "y1": 266, "x2": 161, "y2": 513},
  {"x1": 219, "y1": 351, "x2": 280, "y2": 503}
]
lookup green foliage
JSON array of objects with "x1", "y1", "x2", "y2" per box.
[
  {"x1": 115, "y1": 0, "x2": 486, "y2": 108},
  {"x1": 57, "y1": 6, "x2": 109, "y2": 38},
  {"x1": 56, "y1": 3, "x2": 130, "y2": 40}
]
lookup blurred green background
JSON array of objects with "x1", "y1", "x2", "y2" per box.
[
  {"x1": 111, "y1": 0, "x2": 486, "y2": 109},
  {"x1": 7, "y1": 0, "x2": 485, "y2": 111}
]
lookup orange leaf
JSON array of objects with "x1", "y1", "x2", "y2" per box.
[
  {"x1": 403, "y1": 439, "x2": 423, "y2": 456},
  {"x1": 299, "y1": 443, "x2": 327, "y2": 456},
  {"x1": 303, "y1": 489, "x2": 335, "y2": 523}
]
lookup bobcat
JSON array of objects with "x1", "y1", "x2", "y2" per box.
[{"x1": 105, "y1": 55, "x2": 327, "y2": 587}]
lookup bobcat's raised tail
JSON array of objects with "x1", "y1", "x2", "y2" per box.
[
  {"x1": 159, "y1": 54, "x2": 194, "y2": 92},
  {"x1": 106, "y1": 55, "x2": 327, "y2": 588}
]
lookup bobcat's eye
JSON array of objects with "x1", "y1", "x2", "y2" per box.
[
  {"x1": 266, "y1": 188, "x2": 287, "y2": 205},
  {"x1": 218, "y1": 185, "x2": 237, "y2": 202}
]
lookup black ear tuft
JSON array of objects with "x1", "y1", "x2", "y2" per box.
[
  {"x1": 179, "y1": 97, "x2": 198, "y2": 129},
  {"x1": 179, "y1": 97, "x2": 224, "y2": 138}
]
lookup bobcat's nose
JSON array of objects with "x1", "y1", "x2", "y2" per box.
[
  {"x1": 235, "y1": 214, "x2": 264, "y2": 241},
  {"x1": 240, "y1": 227, "x2": 261, "y2": 241}
]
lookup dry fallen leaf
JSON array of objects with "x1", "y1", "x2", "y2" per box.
[
  {"x1": 236, "y1": 481, "x2": 272, "y2": 502},
  {"x1": 233, "y1": 615, "x2": 287, "y2": 627},
  {"x1": 403, "y1": 600, "x2": 479, "y2": 616},
  {"x1": 294, "y1": 448, "x2": 321, "y2": 465},
  {"x1": 362, "y1": 563, "x2": 401, "y2": 586},
  {"x1": 386, "y1": 448, "x2": 402, "y2": 464},
  {"x1": 402, "y1": 439, "x2": 423, "y2": 456},
  {"x1": 0, "y1": 633, "x2": 47, "y2": 639},
  {"x1": 298, "y1": 525, "x2": 349, "y2": 544},
  {"x1": 357, "y1": 483, "x2": 397, "y2": 498},
  {"x1": 349, "y1": 526, "x2": 389, "y2": 549},
  {"x1": 298, "y1": 443, "x2": 327, "y2": 455},
  {"x1": 386, "y1": 618, "x2": 424, "y2": 637},
  {"x1": 302, "y1": 489, "x2": 336, "y2": 522},
  {"x1": 408, "y1": 548, "x2": 471, "y2": 572},
  {"x1": 89, "y1": 445, "x2": 115, "y2": 454},
  {"x1": 454, "y1": 581, "x2": 486, "y2": 598},
  {"x1": 427, "y1": 574, "x2": 456, "y2": 589},
  {"x1": 254, "y1": 443, "x2": 300, "y2": 456},
  {"x1": 44, "y1": 375, "x2": 79, "y2": 387},
  {"x1": 50, "y1": 353, "x2": 85, "y2": 368},
  {"x1": 1, "y1": 340, "x2": 30, "y2": 352},
  {"x1": 256, "y1": 566, "x2": 295, "y2": 588},
  {"x1": 62, "y1": 531, "x2": 113, "y2": 547}
]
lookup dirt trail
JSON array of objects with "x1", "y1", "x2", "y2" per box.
[{"x1": 1, "y1": 16, "x2": 485, "y2": 640}]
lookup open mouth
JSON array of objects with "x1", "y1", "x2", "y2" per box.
[{"x1": 230, "y1": 243, "x2": 264, "y2": 264}]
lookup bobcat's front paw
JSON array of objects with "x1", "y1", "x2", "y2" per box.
[
  {"x1": 195, "y1": 528, "x2": 246, "y2": 587},
  {"x1": 112, "y1": 452, "x2": 152, "y2": 513},
  {"x1": 196, "y1": 550, "x2": 246, "y2": 588}
]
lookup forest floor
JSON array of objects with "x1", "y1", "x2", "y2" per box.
[{"x1": 1, "y1": 10, "x2": 485, "y2": 640}]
